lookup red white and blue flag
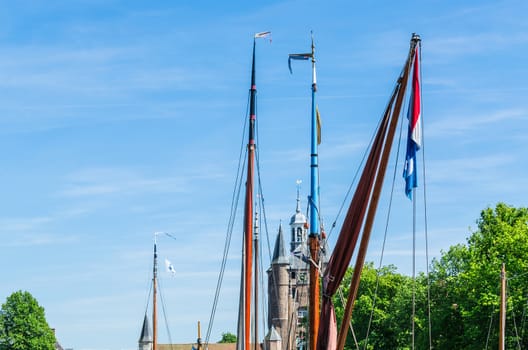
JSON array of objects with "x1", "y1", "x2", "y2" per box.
[{"x1": 403, "y1": 47, "x2": 421, "y2": 199}]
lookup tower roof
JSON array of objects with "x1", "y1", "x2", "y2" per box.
[
  {"x1": 267, "y1": 325, "x2": 282, "y2": 341},
  {"x1": 290, "y1": 185, "x2": 307, "y2": 226},
  {"x1": 139, "y1": 314, "x2": 152, "y2": 343},
  {"x1": 271, "y1": 224, "x2": 289, "y2": 265}
]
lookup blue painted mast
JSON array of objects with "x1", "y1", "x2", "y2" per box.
[
  {"x1": 289, "y1": 33, "x2": 320, "y2": 350},
  {"x1": 307, "y1": 35, "x2": 321, "y2": 350},
  {"x1": 309, "y1": 36, "x2": 320, "y2": 242}
]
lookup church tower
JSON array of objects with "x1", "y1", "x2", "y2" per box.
[
  {"x1": 290, "y1": 184, "x2": 308, "y2": 254},
  {"x1": 267, "y1": 184, "x2": 310, "y2": 350},
  {"x1": 138, "y1": 314, "x2": 153, "y2": 350},
  {"x1": 267, "y1": 224, "x2": 290, "y2": 348},
  {"x1": 287, "y1": 184, "x2": 309, "y2": 350}
]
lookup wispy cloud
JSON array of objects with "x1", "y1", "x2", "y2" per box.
[
  {"x1": 427, "y1": 153, "x2": 515, "y2": 184},
  {"x1": 0, "y1": 208, "x2": 89, "y2": 247},
  {"x1": 0, "y1": 231, "x2": 79, "y2": 247},
  {"x1": 426, "y1": 108, "x2": 526, "y2": 137},
  {"x1": 426, "y1": 27, "x2": 528, "y2": 63},
  {"x1": 59, "y1": 167, "x2": 191, "y2": 197}
]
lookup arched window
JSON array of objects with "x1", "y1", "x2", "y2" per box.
[{"x1": 296, "y1": 227, "x2": 303, "y2": 242}]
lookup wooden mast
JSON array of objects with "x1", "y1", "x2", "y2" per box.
[
  {"x1": 254, "y1": 206, "x2": 260, "y2": 350},
  {"x1": 153, "y1": 234, "x2": 158, "y2": 350},
  {"x1": 499, "y1": 263, "x2": 506, "y2": 350},
  {"x1": 197, "y1": 321, "x2": 203, "y2": 350},
  {"x1": 236, "y1": 32, "x2": 269, "y2": 350},
  {"x1": 242, "y1": 38, "x2": 257, "y2": 350},
  {"x1": 335, "y1": 34, "x2": 420, "y2": 350}
]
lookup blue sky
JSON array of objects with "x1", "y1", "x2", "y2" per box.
[{"x1": 0, "y1": 1, "x2": 527, "y2": 349}]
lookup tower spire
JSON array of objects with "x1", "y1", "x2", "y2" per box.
[{"x1": 296, "y1": 179, "x2": 302, "y2": 213}]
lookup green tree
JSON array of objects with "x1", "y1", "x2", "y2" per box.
[
  {"x1": 428, "y1": 203, "x2": 528, "y2": 349},
  {"x1": 331, "y1": 204, "x2": 528, "y2": 349},
  {"x1": 0, "y1": 290, "x2": 56, "y2": 350},
  {"x1": 333, "y1": 263, "x2": 422, "y2": 349},
  {"x1": 218, "y1": 332, "x2": 237, "y2": 343}
]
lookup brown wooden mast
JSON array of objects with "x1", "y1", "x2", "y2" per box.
[
  {"x1": 235, "y1": 33, "x2": 269, "y2": 350},
  {"x1": 243, "y1": 38, "x2": 257, "y2": 350},
  {"x1": 309, "y1": 236, "x2": 320, "y2": 350},
  {"x1": 254, "y1": 207, "x2": 259, "y2": 350},
  {"x1": 197, "y1": 321, "x2": 203, "y2": 350},
  {"x1": 335, "y1": 35, "x2": 421, "y2": 350},
  {"x1": 499, "y1": 263, "x2": 506, "y2": 350},
  {"x1": 153, "y1": 237, "x2": 158, "y2": 350}
]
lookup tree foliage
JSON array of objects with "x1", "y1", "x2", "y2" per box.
[
  {"x1": 334, "y1": 263, "x2": 426, "y2": 350},
  {"x1": 428, "y1": 203, "x2": 528, "y2": 349},
  {"x1": 0, "y1": 290, "x2": 56, "y2": 350},
  {"x1": 218, "y1": 332, "x2": 237, "y2": 343},
  {"x1": 332, "y1": 203, "x2": 528, "y2": 349}
]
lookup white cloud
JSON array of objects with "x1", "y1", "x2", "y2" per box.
[
  {"x1": 427, "y1": 108, "x2": 526, "y2": 137},
  {"x1": 59, "y1": 167, "x2": 191, "y2": 197}
]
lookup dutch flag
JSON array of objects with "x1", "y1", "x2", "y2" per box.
[{"x1": 403, "y1": 47, "x2": 421, "y2": 199}]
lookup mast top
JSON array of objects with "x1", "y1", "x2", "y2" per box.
[
  {"x1": 410, "y1": 33, "x2": 421, "y2": 52},
  {"x1": 311, "y1": 31, "x2": 315, "y2": 62}
]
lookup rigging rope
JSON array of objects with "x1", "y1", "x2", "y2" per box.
[
  {"x1": 253, "y1": 87, "x2": 280, "y2": 349},
  {"x1": 520, "y1": 293, "x2": 528, "y2": 345},
  {"x1": 337, "y1": 286, "x2": 360, "y2": 350},
  {"x1": 363, "y1": 98, "x2": 405, "y2": 350},
  {"x1": 144, "y1": 280, "x2": 153, "y2": 317},
  {"x1": 255, "y1": 113, "x2": 282, "y2": 344},
  {"x1": 157, "y1": 277, "x2": 175, "y2": 350},
  {"x1": 204, "y1": 92, "x2": 251, "y2": 346},
  {"x1": 360, "y1": 43, "x2": 432, "y2": 350},
  {"x1": 507, "y1": 279, "x2": 523, "y2": 349},
  {"x1": 485, "y1": 307, "x2": 495, "y2": 350},
  {"x1": 326, "y1": 117, "x2": 381, "y2": 243},
  {"x1": 419, "y1": 76, "x2": 433, "y2": 350}
]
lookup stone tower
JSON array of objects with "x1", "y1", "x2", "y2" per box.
[
  {"x1": 267, "y1": 224, "x2": 290, "y2": 348},
  {"x1": 287, "y1": 188, "x2": 309, "y2": 350},
  {"x1": 267, "y1": 187, "x2": 310, "y2": 350}
]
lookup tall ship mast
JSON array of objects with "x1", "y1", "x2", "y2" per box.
[
  {"x1": 139, "y1": 232, "x2": 177, "y2": 350},
  {"x1": 317, "y1": 34, "x2": 422, "y2": 350},
  {"x1": 236, "y1": 31, "x2": 271, "y2": 350},
  {"x1": 289, "y1": 33, "x2": 321, "y2": 350}
]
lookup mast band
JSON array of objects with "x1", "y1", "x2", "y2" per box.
[{"x1": 250, "y1": 114, "x2": 256, "y2": 120}]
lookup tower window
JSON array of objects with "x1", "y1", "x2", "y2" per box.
[
  {"x1": 297, "y1": 307, "x2": 308, "y2": 319},
  {"x1": 296, "y1": 227, "x2": 303, "y2": 242},
  {"x1": 299, "y1": 272, "x2": 307, "y2": 282},
  {"x1": 291, "y1": 271, "x2": 296, "y2": 279}
]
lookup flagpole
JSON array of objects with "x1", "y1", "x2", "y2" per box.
[{"x1": 411, "y1": 187, "x2": 416, "y2": 350}]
